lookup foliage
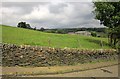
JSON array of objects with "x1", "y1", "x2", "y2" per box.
[
  {"x1": 40, "y1": 27, "x2": 45, "y2": 31},
  {"x1": 91, "y1": 32, "x2": 97, "y2": 37},
  {"x1": 44, "y1": 28, "x2": 106, "y2": 34},
  {"x1": 93, "y1": 2, "x2": 120, "y2": 28},
  {"x1": 93, "y1": 1, "x2": 120, "y2": 47},
  {"x1": 17, "y1": 22, "x2": 31, "y2": 29}
]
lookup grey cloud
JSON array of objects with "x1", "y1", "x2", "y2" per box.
[
  {"x1": 1, "y1": 2, "x2": 104, "y2": 28},
  {"x1": 2, "y1": 2, "x2": 49, "y2": 7},
  {"x1": 49, "y1": 3, "x2": 68, "y2": 14},
  {"x1": 2, "y1": 2, "x2": 50, "y2": 15},
  {"x1": 2, "y1": 0, "x2": 93, "y2": 2}
]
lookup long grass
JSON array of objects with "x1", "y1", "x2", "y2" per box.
[{"x1": 2, "y1": 25, "x2": 111, "y2": 49}]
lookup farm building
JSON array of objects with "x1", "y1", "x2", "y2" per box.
[
  {"x1": 67, "y1": 32, "x2": 75, "y2": 35},
  {"x1": 68, "y1": 31, "x2": 91, "y2": 36}
]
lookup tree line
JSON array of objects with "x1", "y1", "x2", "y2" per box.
[
  {"x1": 17, "y1": 22, "x2": 106, "y2": 32},
  {"x1": 17, "y1": 22, "x2": 45, "y2": 31}
]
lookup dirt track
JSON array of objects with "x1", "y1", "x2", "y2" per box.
[{"x1": 24, "y1": 65, "x2": 118, "y2": 77}]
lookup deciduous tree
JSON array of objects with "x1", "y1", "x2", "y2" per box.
[{"x1": 93, "y1": 1, "x2": 120, "y2": 47}]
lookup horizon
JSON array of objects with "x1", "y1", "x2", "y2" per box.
[{"x1": 1, "y1": 24, "x2": 107, "y2": 29}]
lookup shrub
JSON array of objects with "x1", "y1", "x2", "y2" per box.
[{"x1": 91, "y1": 32, "x2": 97, "y2": 37}]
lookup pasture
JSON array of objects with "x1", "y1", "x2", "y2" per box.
[{"x1": 2, "y1": 25, "x2": 111, "y2": 49}]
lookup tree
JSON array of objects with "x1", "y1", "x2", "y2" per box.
[
  {"x1": 33, "y1": 27, "x2": 36, "y2": 30},
  {"x1": 17, "y1": 22, "x2": 31, "y2": 29},
  {"x1": 40, "y1": 27, "x2": 45, "y2": 31},
  {"x1": 91, "y1": 31, "x2": 97, "y2": 37},
  {"x1": 17, "y1": 22, "x2": 27, "y2": 28},
  {"x1": 26, "y1": 24, "x2": 31, "y2": 29},
  {"x1": 93, "y1": 1, "x2": 120, "y2": 47}
]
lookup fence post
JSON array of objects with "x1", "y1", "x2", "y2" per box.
[
  {"x1": 100, "y1": 40, "x2": 103, "y2": 49},
  {"x1": 48, "y1": 37, "x2": 51, "y2": 47}
]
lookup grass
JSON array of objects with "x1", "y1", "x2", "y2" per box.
[
  {"x1": 2, "y1": 25, "x2": 111, "y2": 49},
  {"x1": 2, "y1": 60, "x2": 118, "y2": 76},
  {"x1": 0, "y1": 25, "x2": 2, "y2": 43}
]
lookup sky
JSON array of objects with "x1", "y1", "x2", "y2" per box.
[{"x1": 1, "y1": 0, "x2": 106, "y2": 29}]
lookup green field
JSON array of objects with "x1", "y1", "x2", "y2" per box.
[{"x1": 2, "y1": 25, "x2": 111, "y2": 49}]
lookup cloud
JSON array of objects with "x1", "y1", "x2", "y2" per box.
[
  {"x1": 2, "y1": 0, "x2": 93, "y2": 2},
  {"x1": 1, "y1": 2, "x2": 104, "y2": 28},
  {"x1": 49, "y1": 3, "x2": 68, "y2": 14}
]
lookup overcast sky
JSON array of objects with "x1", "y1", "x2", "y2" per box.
[{"x1": 1, "y1": 1, "x2": 105, "y2": 29}]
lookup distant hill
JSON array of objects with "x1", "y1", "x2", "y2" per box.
[
  {"x1": 45, "y1": 27, "x2": 106, "y2": 33},
  {"x1": 2, "y1": 25, "x2": 111, "y2": 49}
]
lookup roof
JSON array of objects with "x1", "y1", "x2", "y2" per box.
[{"x1": 75, "y1": 31, "x2": 90, "y2": 34}]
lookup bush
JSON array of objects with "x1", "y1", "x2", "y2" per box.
[{"x1": 91, "y1": 32, "x2": 97, "y2": 37}]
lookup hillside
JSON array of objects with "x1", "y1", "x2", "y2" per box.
[{"x1": 2, "y1": 25, "x2": 111, "y2": 49}]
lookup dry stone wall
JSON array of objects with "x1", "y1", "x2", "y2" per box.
[{"x1": 2, "y1": 44, "x2": 119, "y2": 67}]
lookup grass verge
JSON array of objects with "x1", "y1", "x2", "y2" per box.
[{"x1": 2, "y1": 60, "x2": 118, "y2": 76}]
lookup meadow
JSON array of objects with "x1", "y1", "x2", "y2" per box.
[{"x1": 2, "y1": 25, "x2": 111, "y2": 49}]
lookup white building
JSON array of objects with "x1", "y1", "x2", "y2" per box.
[
  {"x1": 75, "y1": 31, "x2": 91, "y2": 36},
  {"x1": 68, "y1": 31, "x2": 91, "y2": 36}
]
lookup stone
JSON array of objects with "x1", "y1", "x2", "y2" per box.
[{"x1": 2, "y1": 43, "x2": 118, "y2": 67}]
